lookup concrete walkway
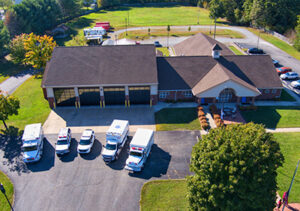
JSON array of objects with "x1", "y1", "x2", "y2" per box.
[
  {"x1": 0, "y1": 69, "x2": 37, "y2": 95},
  {"x1": 266, "y1": 128, "x2": 300, "y2": 133}
]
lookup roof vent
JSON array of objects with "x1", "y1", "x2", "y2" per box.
[{"x1": 212, "y1": 44, "x2": 222, "y2": 59}]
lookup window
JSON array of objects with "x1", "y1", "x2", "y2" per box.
[
  {"x1": 272, "y1": 89, "x2": 277, "y2": 94},
  {"x1": 183, "y1": 91, "x2": 193, "y2": 97},
  {"x1": 265, "y1": 89, "x2": 270, "y2": 94},
  {"x1": 159, "y1": 91, "x2": 169, "y2": 99}
]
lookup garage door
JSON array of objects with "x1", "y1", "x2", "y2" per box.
[
  {"x1": 79, "y1": 87, "x2": 100, "y2": 106},
  {"x1": 104, "y1": 87, "x2": 125, "y2": 105},
  {"x1": 54, "y1": 88, "x2": 76, "y2": 107},
  {"x1": 129, "y1": 86, "x2": 150, "y2": 104}
]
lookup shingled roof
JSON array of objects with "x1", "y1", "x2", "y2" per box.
[
  {"x1": 157, "y1": 55, "x2": 283, "y2": 92},
  {"x1": 173, "y1": 33, "x2": 234, "y2": 56},
  {"x1": 42, "y1": 45, "x2": 158, "y2": 87}
]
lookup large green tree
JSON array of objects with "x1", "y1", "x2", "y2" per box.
[
  {"x1": 0, "y1": 91, "x2": 20, "y2": 130},
  {"x1": 0, "y1": 20, "x2": 10, "y2": 56},
  {"x1": 0, "y1": 0, "x2": 13, "y2": 10},
  {"x1": 294, "y1": 16, "x2": 300, "y2": 51},
  {"x1": 187, "y1": 123, "x2": 284, "y2": 211},
  {"x1": 9, "y1": 34, "x2": 28, "y2": 64},
  {"x1": 56, "y1": 0, "x2": 81, "y2": 18}
]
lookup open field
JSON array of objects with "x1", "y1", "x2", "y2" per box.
[
  {"x1": 0, "y1": 170, "x2": 14, "y2": 211},
  {"x1": 247, "y1": 28, "x2": 300, "y2": 61},
  {"x1": 0, "y1": 77, "x2": 50, "y2": 132},
  {"x1": 241, "y1": 106, "x2": 300, "y2": 128},
  {"x1": 155, "y1": 108, "x2": 201, "y2": 131},
  {"x1": 140, "y1": 179, "x2": 189, "y2": 211},
  {"x1": 118, "y1": 28, "x2": 244, "y2": 40},
  {"x1": 56, "y1": 6, "x2": 226, "y2": 46}
]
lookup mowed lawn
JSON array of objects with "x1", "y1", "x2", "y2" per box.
[
  {"x1": 140, "y1": 133, "x2": 300, "y2": 210},
  {"x1": 241, "y1": 106, "x2": 300, "y2": 128},
  {"x1": 229, "y1": 45, "x2": 244, "y2": 55},
  {"x1": 0, "y1": 170, "x2": 14, "y2": 211},
  {"x1": 60, "y1": 6, "x2": 224, "y2": 46},
  {"x1": 0, "y1": 76, "x2": 51, "y2": 132},
  {"x1": 155, "y1": 108, "x2": 201, "y2": 131}
]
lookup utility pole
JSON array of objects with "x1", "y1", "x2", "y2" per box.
[
  {"x1": 213, "y1": 17, "x2": 216, "y2": 39},
  {"x1": 125, "y1": 18, "x2": 127, "y2": 36},
  {"x1": 0, "y1": 183, "x2": 14, "y2": 211},
  {"x1": 128, "y1": 11, "x2": 129, "y2": 26},
  {"x1": 257, "y1": 30, "x2": 261, "y2": 49},
  {"x1": 167, "y1": 25, "x2": 170, "y2": 49}
]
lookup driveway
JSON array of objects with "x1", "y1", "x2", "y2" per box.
[
  {"x1": 0, "y1": 130, "x2": 200, "y2": 211},
  {"x1": 43, "y1": 106, "x2": 156, "y2": 134}
]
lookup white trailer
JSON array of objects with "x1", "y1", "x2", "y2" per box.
[
  {"x1": 125, "y1": 128, "x2": 154, "y2": 172},
  {"x1": 22, "y1": 123, "x2": 44, "y2": 163},
  {"x1": 102, "y1": 120, "x2": 129, "y2": 163}
]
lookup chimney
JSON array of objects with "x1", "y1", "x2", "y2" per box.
[{"x1": 212, "y1": 44, "x2": 222, "y2": 59}]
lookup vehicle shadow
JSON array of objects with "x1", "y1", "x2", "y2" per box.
[
  {"x1": 26, "y1": 138, "x2": 55, "y2": 172},
  {"x1": 128, "y1": 144, "x2": 171, "y2": 180},
  {"x1": 106, "y1": 136, "x2": 132, "y2": 170},
  {"x1": 80, "y1": 139, "x2": 102, "y2": 160},
  {"x1": 59, "y1": 138, "x2": 78, "y2": 162},
  {"x1": 0, "y1": 127, "x2": 29, "y2": 175}
]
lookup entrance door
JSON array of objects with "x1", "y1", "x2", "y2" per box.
[
  {"x1": 78, "y1": 87, "x2": 100, "y2": 106},
  {"x1": 129, "y1": 86, "x2": 150, "y2": 104},
  {"x1": 104, "y1": 87, "x2": 125, "y2": 105}
]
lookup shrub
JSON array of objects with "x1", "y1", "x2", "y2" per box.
[
  {"x1": 197, "y1": 106, "x2": 204, "y2": 111},
  {"x1": 200, "y1": 120, "x2": 208, "y2": 125},
  {"x1": 201, "y1": 123, "x2": 209, "y2": 130},
  {"x1": 199, "y1": 116, "x2": 207, "y2": 121},
  {"x1": 198, "y1": 110, "x2": 205, "y2": 117},
  {"x1": 213, "y1": 114, "x2": 221, "y2": 120}
]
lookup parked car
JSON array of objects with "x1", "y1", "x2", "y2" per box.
[
  {"x1": 154, "y1": 41, "x2": 161, "y2": 47},
  {"x1": 247, "y1": 48, "x2": 264, "y2": 54},
  {"x1": 56, "y1": 128, "x2": 72, "y2": 156},
  {"x1": 22, "y1": 123, "x2": 44, "y2": 163},
  {"x1": 77, "y1": 129, "x2": 95, "y2": 154},
  {"x1": 280, "y1": 72, "x2": 299, "y2": 80},
  {"x1": 291, "y1": 80, "x2": 300, "y2": 89},
  {"x1": 272, "y1": 58, "x2": 280, "y2": 67},
  {"x1": 276, "y1": 67, "x2": 292, "y2": 75}
]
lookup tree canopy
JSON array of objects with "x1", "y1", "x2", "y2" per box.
[
  {"x1": 0, "y1": 90, "x2": 20, "y2": 130},
  {"x1": 9, "y1": 33, "x2": 28, "y2": 64},
  {"x1": 0, "y1": 20, "x2": 10, "y2": 56},
  {"x1": 294, "y1": 16, "x2": 300, "y2": 51},
  {"x1": 187, "y1": 123, "x2": 284, "y2": 211}
]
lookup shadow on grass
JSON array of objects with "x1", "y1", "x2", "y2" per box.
[
  {"x1": 155, "y1": 108, "x2": 198, "y2": 124},
  {"x1": 0, "y1": 58, "x2": 29, "y2": 79}
]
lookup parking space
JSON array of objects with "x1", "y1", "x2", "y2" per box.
[{"x1": 0, "y1": 130, "x2": 200, "y2": 211}]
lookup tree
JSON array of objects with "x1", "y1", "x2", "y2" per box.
[
  {"x1": 187, "y1": 123, "x2": 284, "y2": 211},
  {"x1": 0, "y1": 90, "x2": 20, "y2": 130},
  {"x1": 0, "y1": 0, "x2": 13, "y2": 10},
  {"x1": 9, "y1": 34, "x2": 28, "y2": 64},
  {"x1": 23, "y1": 33, "x2": 57, "y2": 69},
  {"x1": 4, "y1": 10, "x2": 20, "y2": 37},
  {"x1": 82, "y1": 0, "x2": 94, "y2": 11},
  {"x1": 167, "y1": 25, "x2": 170, "y2": 49},
  {"x1": 294, "y1": 16, "x2": 300, "y2": 51},
  {"x1": 57, "y1": 0, "x2": 81, "y2": 18},
  {"x1": 148, "y1": 27, "x2": 150, "y2": 36},
  {"x1": 0, "y1": 20, "x2": 10, "y2": 56},
  {"x1": 188, "y1": 26, "x2": 191, "y2": 32}
]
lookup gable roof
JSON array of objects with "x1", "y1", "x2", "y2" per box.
[
  {"x1": 212, "y1": 44, "x2": 222, "y2": 51},
  {"x1": 192, "y1": 63, "x2": 259, "y2": 95},
  {"x1": 173, "y1": 33, "x2": 234, "y2": 56},
  {"x1": 42, "y1": 45, "x2": 158, "y2": 87},
  {"x1": 157, "y1": 55, "x2": 283, "y2": 91}
]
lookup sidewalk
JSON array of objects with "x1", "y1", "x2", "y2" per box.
[{"x1": 266, "y1": 127, "x2": 300, "y2": 133}]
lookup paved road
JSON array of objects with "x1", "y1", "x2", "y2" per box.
[{"x1": 0, "y1": 130, "x2": 200, "y2": 211}]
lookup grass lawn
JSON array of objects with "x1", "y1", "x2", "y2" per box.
[
  {"x1": 155, "y1": 108, "x2": 201, "y2": 131},
  {"x1": 0, "y1": 76, "x2": 51, "y2": 132},
  {"x1": 57, "y1": 6, "x2": 226, "y2": 46},
  {"x1": 280, "y1": 89, "x2": 296, "y2": 101},
  {"x1": 0, "y1": 56, "x2": 27, "y2": 84},
  {"x1": 0, "y1": 170, "x2": 14, "y2": 211},
  {"x1": 229, "y1": 45, "x2": 244, "y2": 55},
  {"x1": 247, "y1": 28, "x2": 300, "y2": 61},
  {"x1": 118, "y1": 28, "x2": 244, "y2": 40},
  {"x1": 274, "y1": 133, "x2": 300, "y2": 202},
  {"x1": 156, "y1": 47, "x2": 170, "y2": 56},
  {"x1": 140, "y1": 179, "x2": 189, "y2": 211},
  {"x1": 241, "y1": 106, "x2": 300, "y2": 128}
]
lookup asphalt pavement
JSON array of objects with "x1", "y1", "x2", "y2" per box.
[{"x1": 0, "y1": 130, "x2": 200, "y2": 211}]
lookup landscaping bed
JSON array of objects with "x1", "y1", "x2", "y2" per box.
[
  {"x1": 155, "y1": 108, "x2": 201, "y2": 131},
  {"x1": 0, "y1": 170, "x2": 14, "y2": 211},
  {"x1": 241, "y1": 106, "x2": 300, "y2": 128}
]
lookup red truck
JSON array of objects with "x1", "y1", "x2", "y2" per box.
[{"x1": 95, "y1": 22, "x2": 110, "y2": 31}]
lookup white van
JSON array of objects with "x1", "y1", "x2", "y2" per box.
[
  {"x1": 125, "y1": 129, "x2": 154, "y2": 172},
  {"x1": 22, "y1": 123, "x2": 44, "y2": 163},
  {"x1": 102, "y1": 120, "x2": 129, "y2": 163}
]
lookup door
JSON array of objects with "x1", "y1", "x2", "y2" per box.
[
  {"x1": 78, "y1": 87, "x2": 100, "y2": 106},
  {"x1": 104, "y1": 87, "x2": 125, "y2": 105},
  {"x1": 54, "y1": 88, "x2": 76, "y2": 107},
  {"x1": 129, "y1": 86, "x2": 150, "y2": 104}
]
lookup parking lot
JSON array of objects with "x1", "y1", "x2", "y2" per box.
[{"x1": 0, "y1": 130, "x2": 200, "y2": 211}]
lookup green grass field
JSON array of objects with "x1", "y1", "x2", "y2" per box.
[
  {"x1": 0, "y1": 170, "x2": 14, "y2": 211},
  {"x1": 140, "y1": 133, "x2": 300, "y2": 210},
  {"x1": 0, "y1": 76, "x2": 51, "y2": 132},
  {"x1": 140, "y1": 179, "x2": 189, "y2": 211},
  {"x1": 241, "y1": 106, "x2": 300, "y2": 128},
  {"x1": 155, "y1": 108, "x2": 201, "y2": 131},
  {"x1": 58, "y1": 6, "x2": 225, "y2": 46},
  {"x1": 156, "y1": 47, "x2": 170, "y2": 56},
  {"x1": 247, "y1": 28, "x2": 300, "y2": 61},
  {"x1": 229, "y1": 45, "x2": 244, "y2": 55}
]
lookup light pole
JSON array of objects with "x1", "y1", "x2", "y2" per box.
[
  {"x1": 0, "y1": 183, "x2": 14, "y2": 211},
  {"x1": 213, "y1": 17, "x2": 216, "y2": 39},
  {"x1": 257, "y1": 30, "x2": 261, "y2": 49},
  {"x1": 128, "y1": 11, "x2": 129, "y2": 26},
  {"x1": 125, "y1": 18, "x2": 128, "y2": 36}
]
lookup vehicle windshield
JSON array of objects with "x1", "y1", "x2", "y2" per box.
[
  {"x1": 57, "y1": 139, "x2": 68, "y2": 145},
  {"x1": 105, "y1": 143, "x2": 116, "y2": 150},
  {"x1": 23, "y1": 146, "x2": 37, "y2": 152},
  {"x1": 130, "y1": 151, "x2": 143, "y2": 157},
  {"x1": 80, "y1": 138, "x2": 90, "y2": 145}
]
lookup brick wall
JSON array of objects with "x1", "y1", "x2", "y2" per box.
[
  {"x1": 158, "y1": 90, "x2": 194, "y2": 102},
  {"x1": 48, "y1": 97, "x2": 55, "y2": 109},
  {"x1": 255, "y1": 89, "x2": 282, "y2": 100}
]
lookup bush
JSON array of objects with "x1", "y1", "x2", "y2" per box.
[
  {"x1": 199, "y1": 116, "x2": 206, "y2": 121},
  {"x1": 198, "y1": 110, "x2": 205, "y2": 117},
  {"x1": 197, "y1": 106, "x2": 203, "y2": 111},
  {"x1": 201, "y1": 123, "x2": 209, "y2": 130},
  {"x1": 200, "y1": 119, "x2": 207, "y2": 125}
]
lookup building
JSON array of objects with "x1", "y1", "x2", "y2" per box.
[{"x1": 42, "y1": 35, "x2": 283, "y2": 109}]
